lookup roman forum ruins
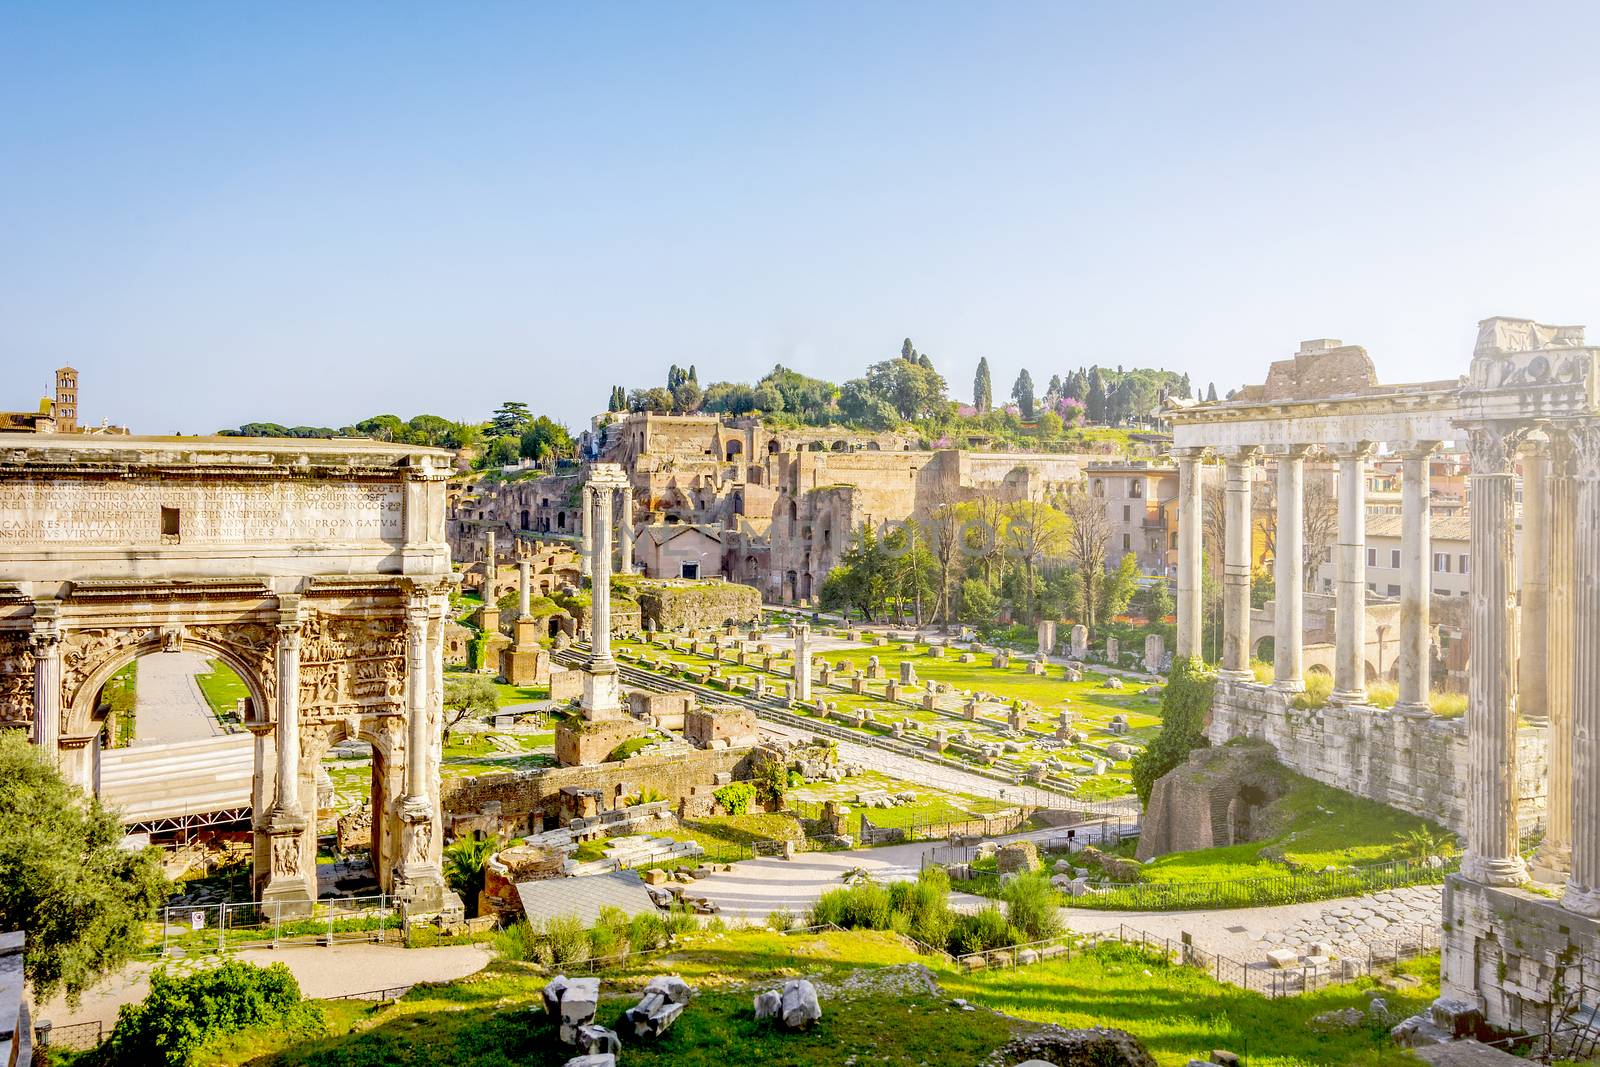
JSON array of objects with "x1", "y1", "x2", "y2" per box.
[
  {"x1": 1170, "y1": 317, "x2": 1600, "y2": 1030},
  {"x1": 0, "y1": 434, "x2": 459, "y2": 917}
]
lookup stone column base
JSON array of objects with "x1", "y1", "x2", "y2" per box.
[
  {"x1": 1330, "y1": 688, "x2": 1369, "y2": 706},
  {"x1": 1462, "y1": 853, "x2": 1528, "y2": 888},
  {"x1": 1531, "y1": 842, "x2": 1571, "y2": 885},
  {"x1": 260, "y1": 816, "x2": 314, "y2": 918},
  {"x1": 580, "y1": 666, "x2": 623, "y2": 720}
]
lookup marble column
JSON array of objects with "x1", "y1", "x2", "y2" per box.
[
  {"x1": 1464, "y1": 426, "x2": 1527, "y2": 888},
  {"x1": 1519, "y1": 445, "x2": 1550, "y2": 726},
  {"x1": 1273, "y1": 447, "x2": 1308, "y2": 692},
  {"x1": 30, "y1": 621, "x2": 61, "y2": 759},
  {"x1": 1332, "y1": 444, "x2": 1372, "y2": 705},
  {"x1": 619, "y1": 488, "x2": 634, "y2": 574},
  {"x1": 517, "y1": 560, "x2": 532, "y2": 617},
  {"x1": 1395, "y1": 444, "x2": 1437, "y2": 714},
  {"x1": 1536, "y1": 433, "x2": 1575, "y2": 881},
  {"x1": 580, "y1": 485, "x2": 593, "y2": 578},
  {"x1": 1175, "y1": 448, "x2": 1204, "y2": 660},
  {"x1": 483, "y1": 531, "x2": 497, "y2": 602},
  {"x1": 589, "y1": 487, "x2": 614, "y2": 668},
  {"x1": 1220, "y1": 448, "x2": 1257, "y2": 680},
  {"x1": 270, "y1": 619, "x2": 303, "y2": 819},
  {"x1": 1565, "y1": 424, "x2": 1600, "y2": 912},
  {"x1": 794, "y1": 623, "x2": 812, "y2": 701},
  {"x1": 401, "y1": 601, "x2": 431, "y2": 810}
]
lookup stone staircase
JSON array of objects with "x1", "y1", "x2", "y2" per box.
[
  {"x1": 566, "y1": 835, "x2": 705, "y2": 877},
  {"x1": 99, "y1": 733, "x2": 254, "y2": 824}
]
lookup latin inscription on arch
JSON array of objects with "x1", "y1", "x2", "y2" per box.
[{"x1": 0, "y1": 481, "x2": 404, "y2": 546}]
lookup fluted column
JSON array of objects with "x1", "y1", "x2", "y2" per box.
[
  {"x1": 580, "y1": 485, "x2": 594, "y2": 578},
  {"x1": 518, "y1": 560, "x2": 532, "y2": 617},
  {"x1": 1536, "y1": 433, "x2": 1575, "y2": 881},
  {"x1": 401, "y1": 600, "x2": 431, "y2": 809},
  {"x1": 1520, "y1": 444, "x2": 1550, "y2": 726},
  {"x1": 1273, "y1": 447, "x2": 1308, "y2": 692},
  {"x1": 271, "y1": 615, "x2": 303, "y2": 819},
  {"x1": 1175, "y1": 448, "x2": 1205, "y2": 660},
  {"x1": 1332, "y1": 443, "x2": 1373, "y2": 705},
  {"x1": 1464, "y1": 425, "x2": 1528, "y2": 888},
  {"x1": 30, "y1": 618, "x2": 61, "y2": 759},
  {"x1": 794, "y1": 623, "x2": 812, "y2": 701},
  {"x1": 1565, "y1": 424, "x2": 1600, "y2": 911},
  {"x1": 1220, "y1": 448, "x2": 1257, "y2": 680},
  {"x1": 1396, "y1": 443, "x2": 1438, "y2": 714}
]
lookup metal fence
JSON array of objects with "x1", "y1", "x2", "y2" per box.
[
  {"x1": 34, "y1": 1019, "x2": 104, "y2": 1053},
  {"x1": 152, "y1": 893, "x2": 403, "y2": 958}
]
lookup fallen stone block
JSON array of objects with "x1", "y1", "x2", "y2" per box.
[
  {"x1": 754, "y1": 989, "x2": 782, "y2": 1020},
  {"x1": 558, "y1": 976, "x2": 601, "y2": 1044},
  {"x1": 1265, "y1": 948, "x2": 1299, "y2": 969},
  {"x1": 575, "y1": 1024, "x2": 620, "y2": 1057},
  {"x1": 780, "y1": 979, "x2": 822, "y2": 1030},
  {"x1": 562, "y1": 1056, "x2": 616, "y2": 1067}
]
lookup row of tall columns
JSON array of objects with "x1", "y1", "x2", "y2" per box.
[{"x1": 1174, "y1": 442, "x2": 1433, "y2": 709}]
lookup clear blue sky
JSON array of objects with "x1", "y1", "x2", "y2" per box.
[{"x1": 4, "y1": 2, "x2": 1600, "y2": 433}]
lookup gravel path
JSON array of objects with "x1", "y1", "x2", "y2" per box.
[
  {"x1": 1064, "y1": 884, "x2": 1444, "y2": 965},
  {"x1": 39, "y1": 942, "x2": 494, "y2": 1030}
]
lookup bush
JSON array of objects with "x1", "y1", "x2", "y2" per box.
[
  {"x1": 948, "y1": 905, "x2": 1023, "y2": 957},
  {"x1": 492, "y1": 920, "x2": 539, "y2": 962},
  {"x1": 543, "y1": 914, "x2": 591, "y2": 967},
  {"x1": 1131, "y1": 656, "x2": 1215, "y2": 806},
  {"x1": 766, "y1": 907, "x2": 799, "y2": 932},
  {"x1": 665, "y1": 902, "x2": 700, "y2": 939},
  {"x1": 809, "y1": 869, "x2": 957, "y2": 951},
  {"x1": 714, "y1": 781, "x2": 758, "y2": 816},
  {"x1": 101, "y1": 960, "x2": 310, "y2": 1066},
  {"x1": 629, "y1": 911, "x2": 668, "y2": 952},
  {"x1": 587, "y1": 905, "x2": 631, "y2": 959},
  {"x1": 999, "y1": 871, "x2": 1062, "y2": 942},
  {"x1": 1290, "y1": 671, "x2": 1335, "y2": 709},
  {"x1": 811, "y1": 880, "x2": 893, "y2": 930}
]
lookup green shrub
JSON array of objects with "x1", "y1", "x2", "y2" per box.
[
  {"x1": 1131, "y1": 656, "x2": 1215, "y2": 806},
  {"x1": 1290, "y1": 672, "x2": 1334, "y2": 709},
  {"x1": 543, "y1": 914, "x2": 591, "y2": 967},
  {"x1": 714, "y1": 781, "x2": 758, "y2": 815},
  {"x1": 766, "y1": 907, "x2": 799, "y2": 932},
  {"x1": 810, "y1": 879, "x2": 893, "y2": 930},
  {"x1": 629, "y1": 911, "x2": 668, "y2": 952},
  {"x1": 999, "y1": 871, "x2": 1062, "y2": 943},
  {"x1": 948, "y1": 905, "x2": 1022, "y2": 956},
  {"x1": 101, "y1": 960, "x2": 310, "y2": 1066},
  {"x1": 664, "y1": 902, "x2": 699, "y2": 938},
  {"x1": 587, "y1": 905, "x2": 631, "y2": 959},
  {"x1": 492, "y1": 920, "x2": 539, "y2": 962}
]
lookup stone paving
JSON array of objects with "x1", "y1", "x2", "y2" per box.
[{"x1": 1257, "y1": 884, "x2": 1442, "y2": 957}]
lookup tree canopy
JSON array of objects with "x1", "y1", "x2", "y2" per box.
[{"x1": 0, "y1": 731, "x2": 168, "y2": 1003}]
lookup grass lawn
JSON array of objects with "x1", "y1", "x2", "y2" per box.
[
  {"x1": 194, "y1": 657, "x2": 251, "y2": 721},
  {"x1": 789, "y1": 770, "x2": 1014, "y2": 831},
  {"x1": 186, "y1": 929, "x2": 1435, "y2": 1067}
]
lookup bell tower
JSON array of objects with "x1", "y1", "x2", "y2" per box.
[{"x1": 53, "y1": 366, "x2": 78, "y2": 432}]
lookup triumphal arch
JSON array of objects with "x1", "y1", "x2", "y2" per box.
[{"x1": 0, "y1": 434, "x2": 457, "y2": 916}]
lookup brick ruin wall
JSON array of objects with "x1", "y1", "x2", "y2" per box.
[
  {"x1": 1207, "y1": 681, "x2": 1546, "y2": 835},
  {"x1": 441, "y1": 745, "x2": 755, "y2": 833}
]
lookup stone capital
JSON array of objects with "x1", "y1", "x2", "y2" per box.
[
  {"x1": 1396, "y1": 440, "x2": 1441, "y2": 460},
  {"x1": 1568, "y1": 421, "x2": 1600, "y2": 480},
  {"x1": 1327, "y1": 440, "x2": 1377, "y2": 461},
  {"x1": 1465, "y1": 424, "x2": 1526, "y2": 475},
  {"x1": 29, "y1": 626, "x2": 62, "y2": 653}
]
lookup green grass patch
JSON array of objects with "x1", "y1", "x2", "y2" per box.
[{"x1": 194, "y1": 658, "x2": 251, "y2": 723}]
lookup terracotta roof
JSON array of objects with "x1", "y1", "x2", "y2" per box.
[{"x1": 1364, "y1": 513, "x2": 1470, "y2": 542}]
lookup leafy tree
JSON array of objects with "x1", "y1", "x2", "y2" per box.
[
  {"x1": 483, "y1": 435, "x2": 519, "y2": 467},
  {"x1": 864, "y1": 356, "x2": 947, "y2": 421},
  {"x1": 1003, "y1": 497, "x2": 1068, "y2": 621},
  {"x1": 355, "y1": 414, "x2": 407, "y2": 441},
  {"x1": 0, "y1": 731, "x2": 167, "y2": 1004},
  {"x1": 837, "y1": 379, "x2": 899, "y2": 430},
  {"x1": 752, "y1": 383, "x2": 784, "y2": 413},
  {"x1": 958, "y1": 577, "x2": 999, "y2": 625},
  {"x1": 1011, "y1": 369, "x2": 1035, "y2": 419},
  {"x1": 973, "y1": 357, "x2": 993, "y2": 414},
  {"x1": 1100, "y1": 552, "x2": 1142, "y2": 622},
  {"x1": 628, "y1": 387, "x2": 674, "y2": 414},
  {"x1": 443, "y1": 673, "x2": 499, "y2": 739},
  {"x1": 1177, "y1": 372, "x2": 1192, "y2": 399},
  {"x1": 443, "y1": 835, "x2": 502, "y2": 919},
  {"x1": 1130, "y1": 657, "x2": 1214, "y2": 806},
  {"x1": 671, "y1": 379, "x2": 703, "y2": 415},
  {"x1": 759, "y1": 365, "x2": 836, "y2": 420},
  {"x1": 1206, "y1": 381, "x2": 1219, "y2": 402},
  {"x1": 490, "y1": 401, "x2": 533, "y2": 437},
  {"x1": 1060, "y1": 483, "x2": 1110, "y2": 629},
  {"x1": 1037, "y1": 410, "x2": 1064, "y2": 438},
  {"x1": 519, "y1": 416, "x2": 574, "y2": 463}
]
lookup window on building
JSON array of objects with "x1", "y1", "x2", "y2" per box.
[
  {"x1": 1387, "y1": 584, "x2": 1400, "y2": 596},
  {"x1": 1130, "y1": 479, "x2": 1143, "y2": 498},
  {"x1": 1390, "y1": 549, "x2": 1400, "y2": 569},
  {"x1": 680, "y1": 561, "x2": 700, "y2": 579},
  {"x1": 1123, "y1": 505, "x2": 1131, "y2": 522},
  {"x1": 160, "y1": 506, "x2": 180, "y2": 540},
  {"x1": 1122, "y1": 533, "x2": 1131, "y2": 550},
  {"x1": 1366, "y1": 548, "x2": 1377, "y2": 567},
  {"x1": 1459, "y1": 554, "x2": 1469, "y2": 574},
  {"x1": 1433, "y1": 552, "x2": 1450, "y2": 573}
]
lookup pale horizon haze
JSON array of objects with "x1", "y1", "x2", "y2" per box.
[{"x1": 4, "y1": 2, "x2": 1600, "y2": 433}]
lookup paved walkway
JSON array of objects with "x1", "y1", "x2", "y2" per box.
[
  {"x1": 39, "y1": 942, "x2": 494, "y2": 1030},
  {"x1": 131, "y1": 652, "x2": 225, "y2": 745},
  {"x1": 1063, "y1": 884, "x2": 1444, "y2": 965}
]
